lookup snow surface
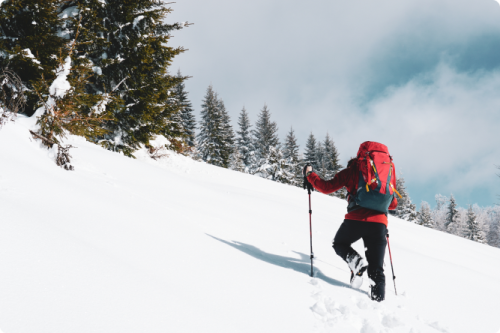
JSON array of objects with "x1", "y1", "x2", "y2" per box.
[{"x1": 0, "y1": 117, "x2": 499, "y2": 333}]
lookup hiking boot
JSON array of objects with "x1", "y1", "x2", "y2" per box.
[
  {"x1": 370, "y1": 283, "x2": 385, "y2": 302},
  {"x1": 350, "y1": 265, "x2": 368, "y2": 288}
]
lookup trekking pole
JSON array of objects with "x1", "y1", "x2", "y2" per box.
[
  {"x1": 386, "y1": 231, "x2": 397, "y2": 295},
  {"x1": 303, "y1": 164, "x2": 314, "y2": 277},
  {"x1": 307, "y1": 185, "x2": 314, "y2": 277}
]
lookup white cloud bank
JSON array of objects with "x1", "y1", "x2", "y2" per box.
[{"x1": 339, "y1": 64, "x2": 500, "y2": 206}]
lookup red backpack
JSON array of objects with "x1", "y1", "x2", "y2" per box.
[{"x1": 347, "y1": 141, "x2": 402, "y2": 213}]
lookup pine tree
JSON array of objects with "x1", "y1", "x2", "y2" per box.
[
  {"x1": 485, "y1": 207, "x2": 500, "y2": 247},
  {"x1": 33, "y1": 44, "x2": 109, "y2": 145},
  {"x1": 0, "y1": 2, "x2": 110, "y2": 169},
  {"x1": 218, "y1": 98, "x2": 235, "y2": 165},
  {"x1": 392, "y1": 176, "x2": 417, "y2": 222},
  {"x1": 236, "y1": 107, "x2": 256, "y2": 173},
  {"x1": 197, "y1": 85, "x2": 220, "y2": 165},
  {"x1": 0, "y1": 68, "x2": 26, "y2": 128},
  {"x1": 0, "y1": 0, "x2": 67, "y2": 116},
  {"x1": 257, "y1": 146, "x2": 295, "y2": 184},
  {"x1": 431, "y1": 194, "x2": 449, "y2": 231},
  {"x1": 283, "y1": 127, "x2": 302, "y2": 187},
  {"x1": 465, "y1": 205, "x2": 485, "y2": 243},
  {"x1": 417, "y1": 201, "x2": 434, "y2": 228},
  {"x1": 445, "y1": 194, "x2": 461, "y2": 235},
  {"x1": 1, "y1": 1, "x2": 189, "y2": 156},
  {"x1": 229, "y1": 148, "x2": 246, "y2": 173},
  {"x1": 315, "y1": 141, "x2": 325, "y2": 178},
  {"x1": 173, "y1": 70, "x2": 196, "y2": 149},
  {"x1": 322, "y1": 133, "x2": 342, "y2": 179},
  {"x1": 487, "y1": 217, "x2": 500, "y2": 248},
  {"x1": 5, "y1": 2, "x2": 111, "y2": 148},
  {"x1": 197, "y1": 86, "x2": 234, "y2": 168},
  {"x1": 69, "y1": 0, "x2": 189, "y2": 156},
  {"x1": 253, "y1": 104, "x2": 279, "y2": 165},
  {"x1": 436, "y1": 194, "x2": 448, "y2": 210},
  {"x1": 304, "y1": 133, "x2": 318, "y2": 169}
]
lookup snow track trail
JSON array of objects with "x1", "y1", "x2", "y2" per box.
[
  {"x1": 0, "y1": 117, "x2": 499, "y2": 333},
  {"x1": 309, "y1": 277, "x2": 448, "y2": 333}
]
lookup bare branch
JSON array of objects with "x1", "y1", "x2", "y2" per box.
[
  {"x1": 112, "y1": 76, "x2": 129, "y2": 92},
  {"x1": 0, "y1": 68, "x2": 26, "y2": 128},
  {"x1": 30, "y1": 130, "x2": 75, "y2": 171},
  {"x1": 30, "y1": 130, "x2": 57, "y2": 146}
]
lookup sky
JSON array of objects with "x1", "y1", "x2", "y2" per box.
[{"x1": 167, "y1": 0, "x2": 500, "y2": 209}]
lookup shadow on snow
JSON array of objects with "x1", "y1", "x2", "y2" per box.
[{"x1": 207, "y1": 234, "x2": 368, "y2": 296}]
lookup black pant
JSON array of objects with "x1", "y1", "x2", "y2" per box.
[{"x1": 333, "y1": 219, "x2": 387, "y2": 298}]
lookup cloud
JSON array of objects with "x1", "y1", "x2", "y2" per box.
[
  {"x1": 305, "y1": 63, "x2": 500, "y2": 206},
  {"x1": 356, "y1": 64, "x2": 500, "y2": 189}
]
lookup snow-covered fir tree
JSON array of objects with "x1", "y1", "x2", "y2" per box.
[
  {"x1": 427, "y1": 194, "x2": 499, "y2": 246},
  {"x1": 304, "y1": 133, "x2": 318, "y2": 170},
  {"x1": 0, "y1": 68, "x2": 25, "y2": 128},
  {"x1": 486, "y1": 214, "x2": 500, "y2": 248},
  {"x1": 229, "y1": 148, "x2": 246, "y2": 173},
  {"x1": 173, "y1": 70, "x2": 196, "y2": 149},
  {"x1": 445, "y1": 195, "x2": 461, "y2": 235},
  {"x1": 1, "y1": 1, "x2": 110, "y2": 149},
  {"x1": 431, "y1": 194, "x2": 449, "y2": 231},
  {"x1": 283, "y1": 127, "x2": 302, "y2": 187},
  {"x1": 417, "y1": 201, "x2": 434, "y2": 228},
  {"x1": 464, "y1": 205, "x2": 485, "y2": 243},
  {"x1": 34, "y1": 45, "x2": 109, "y2": 146},
  {"x1": 257, "y1": 146, "x2": 295, "y2": 184},
  {"x1": 253, "y1": 104, "x2": 279, "y2": 167},
  {"x1": 197, "y1": 86, "x2": 234, "y2": 168},
  {"x1": 0, "y1": 0, "x2": 67, "y2": 116},
  {"x1": 315, "y1": 140, "x2": 325, "y2": 178},
  {"x1": 322, "y1": 133, "x2": 342, "y2": 179},
  {"x1": 66, "y1": 0, "x2": 189, "y2": 156},
  {"x1": 321, "y1": 133, "x2": 346, "y2": 198},
  {"x1": 391, "y1": 176, "x2": 417, "y2": 222},
  {"x1": 236, "y1": 107, "x2": 256, "y2": 173},
  {"x1": 485, "y1": 207, "x2": 500, "y2": 247},
  {"x1": 283, "y1": 127, "x2": 300, "y2": 162},
  {"x1": 218, "y1": 98, "x2": 235, "y2": 159},
  {"x1": 435, "y1": 194, "x2": 448, "y2": 211}
]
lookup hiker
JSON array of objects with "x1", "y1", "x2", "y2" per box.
[{"x1": 303, "y1": 141, "x2": 399, "y2": 302}]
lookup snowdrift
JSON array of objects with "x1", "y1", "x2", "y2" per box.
[{"x1": 0, "y1": 117, "x2": 499, "y2": 333}]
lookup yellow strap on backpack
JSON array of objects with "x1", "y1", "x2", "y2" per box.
[
  {"x1": 366, "y1": 178, "x2": 377, "y2": 192},
  {"x1": 367, "y1": 157, "x2": 377, "y2": 174},
  {"x1": 391, "y1": 183, "x2": 403, "y2": 199}
]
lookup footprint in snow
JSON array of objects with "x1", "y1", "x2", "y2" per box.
[
  {"x1": 309, "y1": 278, "x2": 361, "y2": 331},
  {"x1": 427, "y1": 321, "x2": 450, "y2": 332},
  {"x1": 381, "y1": 314, "x2": 404, "y2": 328},
  {"x1": 360, "y1": 320, "x2": 378, "y2": 333},
  {"x1": 356, "y1": 298, "x2": 370, "y2": 310}
]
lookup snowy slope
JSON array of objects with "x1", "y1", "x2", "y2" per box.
[{"x1": 0, "y1": 117, "x2": 499, "y2": 333}]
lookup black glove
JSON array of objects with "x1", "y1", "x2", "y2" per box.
[
  {"x1": 302, "y1": 163, "x2": 313, "y2": 177},
  {"x1": 303, "y1": 164, "x2": 314, "y2": 192}
]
